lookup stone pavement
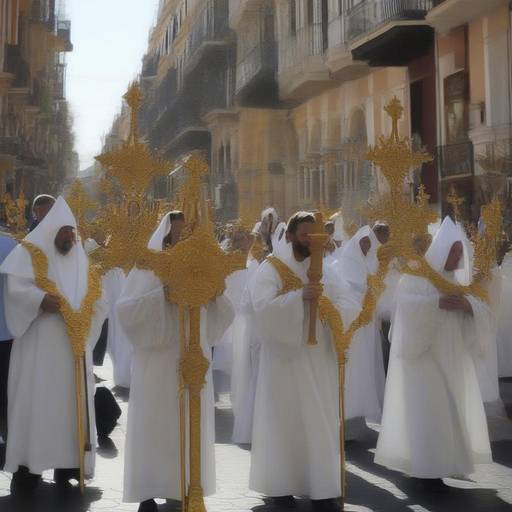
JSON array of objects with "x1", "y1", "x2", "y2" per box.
[{"x1": 0, "y1": 360, "x2": 511, "y2": 512}]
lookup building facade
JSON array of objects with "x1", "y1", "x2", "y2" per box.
[
  {"x1": 0, "y1": 0, "x2": 77, "y2": 203},
  {"x1": 103, "y1": 0, "x2": 512, "y2": 229}
]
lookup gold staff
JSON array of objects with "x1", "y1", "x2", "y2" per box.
[{"x1": 306, "y1": 212, "x2": 330, "y2": 345}]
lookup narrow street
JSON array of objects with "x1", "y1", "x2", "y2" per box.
[{"x1": 0, "y1": 359, "x2": 511, "y2": 512}]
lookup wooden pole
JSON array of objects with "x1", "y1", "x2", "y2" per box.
[
  {"x1": 339, "y1": 361, "x2": 347, "y2": 499},
  {"x1": 74, "y1": 357, "x2": 85, "y2": 492},
  {"x1": 179, "y1": 306, "x2": 187, "y2": 512},
  {"x1": 307, "y1": 212, "x2": 330, "y2": 345}
]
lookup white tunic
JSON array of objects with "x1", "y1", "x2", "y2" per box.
[{"x1": 248, "y1": 248, "x2": 350, "y2": 500}]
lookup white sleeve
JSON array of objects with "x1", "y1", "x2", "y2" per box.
[
  {"x1": 116, "y1": 269, "x2": 170, "y2": 350},
  {"x1": 249, "y1": 261, "x2": 305, "y2": 348},
  {"x1": 5, "y1": 275, "x2": 46, "y2": 339}
]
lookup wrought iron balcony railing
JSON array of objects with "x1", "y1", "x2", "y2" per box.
[
  {"x1": 279, "y1": 22, "x2": 325, "y2": 73},
  {"x1": 346, "y1": 0, "x2": 433, "y2": 42},
  {"x1": 236, "y1": 40, "x2": 277, "y2": 93},
  {"x1": 187, "y1": 0, "x2": 229, "y2": 61}
]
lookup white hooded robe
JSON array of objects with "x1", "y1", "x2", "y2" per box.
[
  {"x1": 375, "y1": 217, "x2": 493, "y2": 478},
  {"x1": 0, "y1": 197, "x2": 107, "y2": 476},
  {"x1": 118, "y1": 214, "x2": 234, "y2": 503}
]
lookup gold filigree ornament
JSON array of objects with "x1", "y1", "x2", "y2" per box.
[
  {"x1": 364, "y1": 97, "x2": 489, "y2": 302},
  {"x1": 472, "y1": 199, "x2": 503, "y2": 282},
  {"x1": 137, "y1": 155, "x2": 246, "y2": 512},
  {"x1": 91, "y1": 200, "x2": 160, "y2": 275},
  {"x1": 2, "y1": 191, "x2": 28, "y2": 239},
  {"x1": 93, "y1": 82, "x2": 171, "y2": 275},
  {"x1": 95, "y1": 83, "x2": 170, "y2": 197},
  {"x1": 20, "y1": 241, "x2": 102, "y2": 493},
  {"x1": 65, "y1": 179, "x2": 98, "y2": 241}
]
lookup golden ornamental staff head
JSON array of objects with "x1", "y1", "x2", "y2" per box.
[{"x1": 95, "y1": 82, "x2": 171, "y2": 198}]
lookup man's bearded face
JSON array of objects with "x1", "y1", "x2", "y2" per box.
[
  {"x1": 289, "y1": 221, "x2": 313, "y2": 258},
  {"x1": 55, "y1": 226, "x2": 76, "y2": 255}
]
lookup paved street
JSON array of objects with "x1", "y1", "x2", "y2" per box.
[{"x1": 0, "y1": 360, "x2": 511, "y2": 512}]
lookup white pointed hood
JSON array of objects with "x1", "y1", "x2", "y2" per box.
[
  {"x1": 333, "y1": 226, "x2": 379, "y2": 289},
  {"x1": 425, "y1": 216, "x2": 472, "y2": 285},
  {"x1": 0, "y1": 196, "x2": 89, "y2": 309}
]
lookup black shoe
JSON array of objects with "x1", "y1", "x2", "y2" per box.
[
  {"x1": 312, "y1": 498, "x2": 343, "y2": 511},
  {"x1": 416, "y1": 478, "x2": 449, "y2": 493},
  {"x1": 271, "y1": 495, "x2": 296, "y2": 508},
  {"x1": 10, "y1": 466, "x2": 41, "y2": 497},
  {"x1": 54, "y1": 468, "x2": 80, "y2": 493},
  {"x1": 138, "y1": 499, "x2": 158, "y2": 512}
]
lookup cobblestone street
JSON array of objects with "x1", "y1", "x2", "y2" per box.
[{"x1": 0, "y1": 360, "x2": 511, "y2": 512}]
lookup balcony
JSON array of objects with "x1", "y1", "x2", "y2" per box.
[
  {"x1": 186, "y1": 0, "x2": 231, "y2": 74},
  {"x1": 236, "y1": 40, "x2": 278, "y2": 106},
  {"x1": 325, "y1": 14, "x2": 369, "y2": 80},
  {"x1": 31, "y1": 0, "x2": 56, "y2": 31},
  {"x1": 56, "y1": 20, "x2": 73, "y2": 52},
  {"x1": 347, "y1": 0, "x2": 434, "y2": 66},
  {"x1": 437, "y1": 140, "x2": 474, "y2": 179},
  {"x1": 278, "y1": 23, "x2": 335, "y2": 102},
  {"x1": 427, "y1": 0, "x2": 509, "y2": 34}
]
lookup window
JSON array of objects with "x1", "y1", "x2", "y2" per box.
[{"x1": 290, "y1": 0, "x2": 297, "y2": 36}]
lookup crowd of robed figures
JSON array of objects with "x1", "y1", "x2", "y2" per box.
[{"x1": 0, "y1": 196, "x2": 511, "y2": 512}]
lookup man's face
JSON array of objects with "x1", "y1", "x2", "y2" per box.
[
  {"x1": 289, "y1": 221, "x2": 313, "y2": 259},
  {"x1": 359, "y1": 236, "x2": 371, "y2": 257},
  {"x1": 163, "y1": 218, "x2": 186, "y2": 248},
  {"x1": 54, "y1": 226, "x2": 76, "y2": 255},
  {"x1": 374, "y1": 226, "x2": 390, "y2": 245},
  {"x1": 34, "y1": 201, "x2": 55, "y2": 222},
  {"x1": 444, "y1": 241, "x2": 463, "y2": 271}
]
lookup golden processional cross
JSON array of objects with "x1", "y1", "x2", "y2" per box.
[
  {"x1": 138, "y1": 154, "x2": 247, "y2": 512},
  {"x1": 93, "y1": 82, "x2": 170, "y2": 274}
]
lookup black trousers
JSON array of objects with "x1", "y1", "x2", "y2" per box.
[{"x1": 0, "y1": 340, "x2": 12, "y2": 437}]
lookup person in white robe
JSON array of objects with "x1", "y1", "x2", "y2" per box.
[
  {"x1": 375, "y1": 217, "x2": 493, "y2": 488},
  {"x1": 102, "y1": 267, "x2": 133, "y2": 388},
  {"x1": 373, "y1": 222, "x2": 400, "y2": 374},
  {"x1": 231, "y1": 253, "x2": 263, "y2": 444},
  {"x1": 0, "y1": 197, "x2": 108, "y2": 495},
  {"x1": 497, "y1": 250, "x2": 512, "y2": 377},
  {"x1": 331, "y1": 226, "x2": 385, "y2": 435},
  {"x1": 249, "y1": 212, "x2": 355, "y2": 512},
  {"x1": 212, "y1": 229, "x2": 252, "y2": 378},
  {"x1": 260, "y1": 207, "x2": 287, "y2": 256},
  {"x1": 117, "y1": 211, "x2": 235, "y2": 512}
]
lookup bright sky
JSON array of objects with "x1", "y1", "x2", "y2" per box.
[{"x1": 66, "y1": 0, "x2": 158, "y2": 172}]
